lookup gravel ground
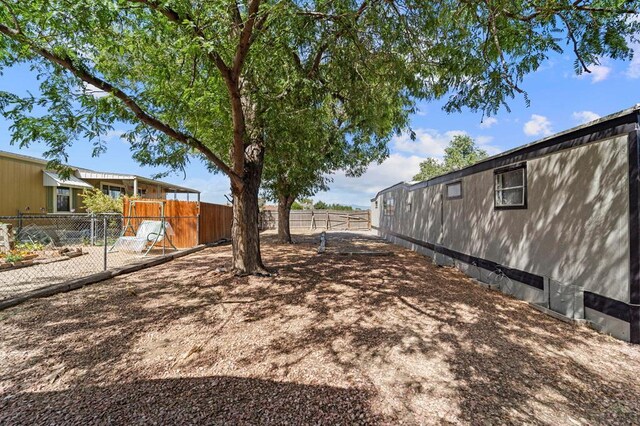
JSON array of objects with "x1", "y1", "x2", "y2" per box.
[
  {"x1": 1, "y1": 231, "x2": 639, "y2": 425},
  {"x1": 0, "y1": 246, "x2": 179, "y2": 300}
]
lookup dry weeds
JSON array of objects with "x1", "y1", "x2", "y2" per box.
[{"x1": 1, "y1": 231, "x2": 639, "y2": 425}]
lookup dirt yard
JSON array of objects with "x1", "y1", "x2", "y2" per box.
[{"x1": 1, "y1": 232, "x2": 639, "y2": 425}]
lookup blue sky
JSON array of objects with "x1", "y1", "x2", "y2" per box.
[{"x1": 1, "y1": 49, "x2": 639, "y2": 207}]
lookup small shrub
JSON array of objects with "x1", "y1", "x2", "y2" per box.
[
  {"x1": 15, "y1": 241, "x2": 45, "y2": 252},
  {"x1": 4, "y1": 252, "x2": 24, "y2": 263},
  {"x1": 81, "y1": 188, "x2": 123, "y2": 213}
]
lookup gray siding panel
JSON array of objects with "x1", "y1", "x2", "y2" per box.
[{"x1": 372, "y1": 133, "x2": 632, "y2": 341}]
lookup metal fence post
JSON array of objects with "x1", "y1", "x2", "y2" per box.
[
  {"x1": 90, "y1": 213, "x2": 95, "y2": 246},
  {"x1": 103, "y1": 215, "x2": 108, "y2": 271},
  {"x1": 162, "y1": 216, "x2": 166, "y2": 255}
]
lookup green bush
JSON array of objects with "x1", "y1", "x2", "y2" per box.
[
  {"x1": 4, "y1": 252, "x2": 23, "y2": 263},
  {"x1": 16, "y1": 241, "x2": 45, "y2": 252},
  {"x1": 80, "y1": 188, "x2": 123, "y2": 213}
]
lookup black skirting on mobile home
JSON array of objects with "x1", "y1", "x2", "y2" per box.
[{"x1": 370, "y1": 104, "x2": 640, "y2": 343}]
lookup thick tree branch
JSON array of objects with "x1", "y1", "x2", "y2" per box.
[
  {"x1": 0, "y1": 23, "x2": 242, "y2": 186},
  {"x1": 232, "y1": 0, "x2": 262, "y2": 77}
]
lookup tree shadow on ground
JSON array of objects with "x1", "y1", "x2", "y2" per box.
[
  {"x1": 0, "y1": 375, "x2": 378, "y2": 425},
  {"x1": 1, "y1": 232, "x2": 639, "y2": 424}
]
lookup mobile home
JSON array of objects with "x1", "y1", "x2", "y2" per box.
[{"x1": 371, "y1": 105, "x2": 640, "y2": 343}]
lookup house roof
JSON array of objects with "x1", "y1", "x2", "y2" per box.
[
  {"x1": 76, "y1": 169, "x2": 199, "y2": 194},
  {"x1": 0, "y1": 149, "x2": 199, "y2": 194},
  {"x1": 371, "y1": 103, "x2": 640, "y2": 201}
]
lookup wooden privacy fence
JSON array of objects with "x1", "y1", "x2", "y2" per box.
[
  {"x1": 122, "y1": 199, "x2": 232, "y2": 248},
  {"x1": 199, "y1": 202, "x2": 233, "y2": 245},
  {"x1": 260, "y1": 209, "x2": 370, "y2": 231}
]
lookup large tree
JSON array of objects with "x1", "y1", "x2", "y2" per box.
[
  {"x1": 414, "y1": 135, "x2": 489, "y2": 181},
  {"x1": 0, "y1": 1, "x2": 638, "y2": 274},
  {"x1": 261, "y1": 88, "x2": 399, "y2": 243}
]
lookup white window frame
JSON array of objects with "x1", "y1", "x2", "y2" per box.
[
  {"x1": 54, "y1": 186, "x2": 73, "y2": 213},
  {"x1": 494, "y1": 163, "x2": 527, "y2": 209}
]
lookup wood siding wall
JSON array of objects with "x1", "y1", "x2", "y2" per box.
[
  {"x1": 0, "y1": 156, "x2": 47, "y2": 216},
  {"x1": 122, "y1": 198, "x2": 232, "y2": 248}
]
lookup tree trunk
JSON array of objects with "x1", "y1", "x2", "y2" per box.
[
  {"x1": 277, "y1": 196, "x2": 293, "y2": 244},
  {"x1": 230, "y1": 143, "x2": 269, "y2": 275}
]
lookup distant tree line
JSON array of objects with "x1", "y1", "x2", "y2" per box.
[{"x1": 288, "y1": 199, "x2": 355, "y2": 211}]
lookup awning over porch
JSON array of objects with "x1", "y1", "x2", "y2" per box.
[
  {"x1": 43, "y1": 171, "x2": 94, "y2": 189},
  {"x1": 75, "y1": 168, "x2": 200, "y2": 197}
]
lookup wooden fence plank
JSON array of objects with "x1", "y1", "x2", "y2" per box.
[{"x1": 122, "y1": 198, "x2": 232, "y2": 248}]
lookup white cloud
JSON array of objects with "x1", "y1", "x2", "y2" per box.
[
  {"x1": 82, "y1": 82, "x2": 108, "y2": 98},
  {"x1": 314, "y1": 129, "x2": 503, "y2": 206},
  {"x1": 316, "y1": 153, "x2": 424, "y2": 206},
  {"x1": 589, "y1": 64, "x2": 612, "y2": 83},
  {"x1": 523, "y1": 114, "x2": 553, "y2": 137},
  {"x1": 479, "y1": 117, "x2": 498, "y2": 129},
  {"x1": 475, "y1": 136, "x2": 501, "y2": 156},
  {"x1": 627, "y1": 54, "x2": 640, "y2": 79},
  {"x1": 105, "y1": 129, "x2": 126, "y2": 141},
  {"x1": 575, "y1": 62, "x2": 612, "y2": 83},
  {"x1": 625, "y1": 15, "x2": 640, "y2": 79},
  {"x1": 626, "y1": 44, "x2": 640, "y2": 79},
  {"x1": 392, "y1": 129, "x2": 466, "y2": 157},
  {"x1": 572, "y1": 111, "x2": 600, "y2": 124}
]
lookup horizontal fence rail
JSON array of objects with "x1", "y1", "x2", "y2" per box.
[{"x1": 260, "y1": 209, "x2": 371, "y2": 231}]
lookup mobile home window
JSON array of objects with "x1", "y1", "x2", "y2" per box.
[
  {"x1": 383, "y1": 197, "x2": 395, "y2": 216},
  {"x1": 56, "y1": 187, "x2": 71, "y2": 212},
  {"x1": 446, "y1": 181, "x2": 462, "y2": 199},
  {"x1": 494, "y1": 163, "x2": 527, "y2": 209}
]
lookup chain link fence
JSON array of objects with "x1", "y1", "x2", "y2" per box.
[{"x1": 0, "y1": 214, "x2": 197, "y2": 301}]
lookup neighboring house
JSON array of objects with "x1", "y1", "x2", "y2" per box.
[
  {"x1": 371, "y1": 104, "x2": 640, "y2": 343},
  {"x1": 0, "y1": 150, "x2": 200, "y2": 216}
]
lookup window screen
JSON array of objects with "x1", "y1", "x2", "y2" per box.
[
  {"x1": 446, "y1": 182, "x2": 462, "y2": 199},
  {"x1": 495, "y1": 164, "x2": 527, "y2": 208}
]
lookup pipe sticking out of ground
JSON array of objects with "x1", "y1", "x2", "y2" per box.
[{"x1": 317, "y1": 231, "x2": 327, "y2": 254}]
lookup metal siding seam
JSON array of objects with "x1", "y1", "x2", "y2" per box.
[{"x1": 630, "y1": 122, "x2": 640, "y2": 343}]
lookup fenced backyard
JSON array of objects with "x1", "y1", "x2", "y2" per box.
[
  {"x1": 0, "y1": 201, "x2": 232, "y2": 301},
  {"x1": 260, "y1": 209, "x2": 370, "y2": 231},
  {"x1": 2, "y1": 231, "x2": 640, "y2": 424}
]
